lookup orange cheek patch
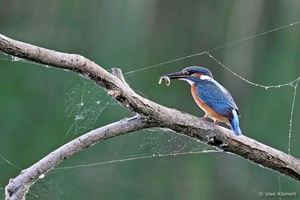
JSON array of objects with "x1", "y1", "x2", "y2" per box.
[{"x1": 192, "y1": 73, "x2": 202, "y2": 79}]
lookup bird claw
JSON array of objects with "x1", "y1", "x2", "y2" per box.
[{"x1": 201, "y1": 115, "x2": 208, "y2": 121}]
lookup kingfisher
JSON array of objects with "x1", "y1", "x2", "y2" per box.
[{"x1": 160, "y1": 66, "x2": 242, "y2": 136}]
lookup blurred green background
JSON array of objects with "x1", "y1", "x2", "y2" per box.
[{"x1": 1, "y1": 0, "x2": 300, "y2": 199}]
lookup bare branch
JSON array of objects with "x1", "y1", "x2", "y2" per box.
[
  {"x1": 1, "y1": 34, "x2": 300, "y2": 200},
  {"x1": 5, "y1": 115, "x2": 157, "y2": 200}
]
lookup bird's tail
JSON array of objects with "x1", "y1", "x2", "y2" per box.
[{"x1": 229, "y1": 110, "x2": 242, "y2": 136}]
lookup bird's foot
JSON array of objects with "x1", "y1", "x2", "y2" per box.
[{"x1": 213, "y1": 120, "x2": 219, "y2": 125}]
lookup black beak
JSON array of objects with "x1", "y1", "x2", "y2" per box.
[
  {"x1": 163, "y1": 71, "x2": 188, "y2": 79},
  {"x1": 159, "y1": 70, "x2": 190, "y2": 86}
]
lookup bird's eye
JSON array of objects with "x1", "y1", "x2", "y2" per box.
[
  {"x1": 184, "y1": 70, "x2": 194, "y2": 75},
  {"x1": 182, "y1": 70, "x2": 190, "y2": 75}
]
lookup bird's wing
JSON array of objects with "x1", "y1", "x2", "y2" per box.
[{"x1": 195, "y1": 80, "x2": 238, "y2": 119}]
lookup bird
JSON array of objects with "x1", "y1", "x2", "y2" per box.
[{"x1": 160, "y1": 66, "x2": 242, "y2": 136}]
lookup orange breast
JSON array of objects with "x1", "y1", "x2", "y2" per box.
[{"x1": 191, "y1": 85, "x2": 229, "y2": 124}]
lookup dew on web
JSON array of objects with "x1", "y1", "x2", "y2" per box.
[
  {"x1": 62, "y1": 79, "x2": 113, "y2": 143},
  {"x1": 108, "y1": 128, "x2": 219, "y2": 158},
  {"x1": 125, "y1": 20, "x2": 300, "y2": 77},
  {"x1": 53, "y1": 128, "x2": 220, "y2": 172},
  {"x1": 123, "y1": 20, "x2": 300, "y2": 156},
  {"x1": 203, "y1": 52, "x2": 300, "y2": 154},
  {"x1": 1, "y1": 18, "x2": 300, "y2": 200},
  {"x1": 27, "y1": 179, "x2": 63, "y2": 200},
  {"x1": 51, "y1": 19, "x2": 300, "y2": 172}
]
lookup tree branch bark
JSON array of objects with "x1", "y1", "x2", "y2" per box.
[
  {"x1": 5, "y1": 116, "x2": 157, "y2": 200},
  {"x1": 1, "y1": 34, "x2": 300, "y2": 200}
]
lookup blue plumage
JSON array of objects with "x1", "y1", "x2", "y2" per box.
[
  {"x1": 163, "y1": 66, "x2": 242, "y2": 136},
  {"x1": 229, "y1": 110, "x2": 242, "y2": 136},
  {"x1": 195, "y1": 79, "x2": 237, "y2": 119}
]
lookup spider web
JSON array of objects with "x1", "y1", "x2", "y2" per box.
[
  {"x1": 50, "y1": 20, "x2": 300, "y2": 199},
  {"x1": 40, "y1": 19, "x2": 299, "y2": 177},
  {"x1": 53, "y1": 19, "x2": 300, "y2": 163},
  {"x1": 53, "y1": 52, "x2": 299, "y2": 170},
  {"x1": 1, "y1": 20, "x2": 300, "y2": 199},
  {"x1": 59, "y1": 78, "x2": 220, "y2": 162},
  {"x1": 62, "y1": 79, "x2": 113, "y2": 143}
]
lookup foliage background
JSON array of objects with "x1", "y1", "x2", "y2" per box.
[{"x1": 1, "y1": 1, "x2": 300, "y2": 199}]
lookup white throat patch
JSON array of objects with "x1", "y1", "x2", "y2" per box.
[
  {"x1": 200, "y1": 75, "x2": 212, "y2": 80},
  {"x1": 178, "y1": 78, "x2": 195, "y2": 85}
]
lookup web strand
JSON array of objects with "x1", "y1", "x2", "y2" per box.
[
  {"x1": 204, "y1": 52, "x2": 300, "y2": 154},
  {"x1": 205, "y1": 52, "x2": 300, "y2": 89},
  {"x1": 123, "y1": 19, "x2": 300, "y2": 156},
  {"x1": 288, "y1": 78, "x2": 299, "y2": 154},
  {"x1": 125, "y1": 20, "x2": 300, "y2": 76},
  {"x1": 54, "y1": 149, "x2": 220, "y2": 171},
  {"x1": 0, "y1": 154, "x2": 20, "y2": 170},
  {"x1": 0, "y1": 19, "x2": 299, "y2": 197}
]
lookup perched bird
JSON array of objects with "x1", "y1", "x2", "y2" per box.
[{"x1": 160, "y1": 66, "x2": 242, "y2": 135}]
